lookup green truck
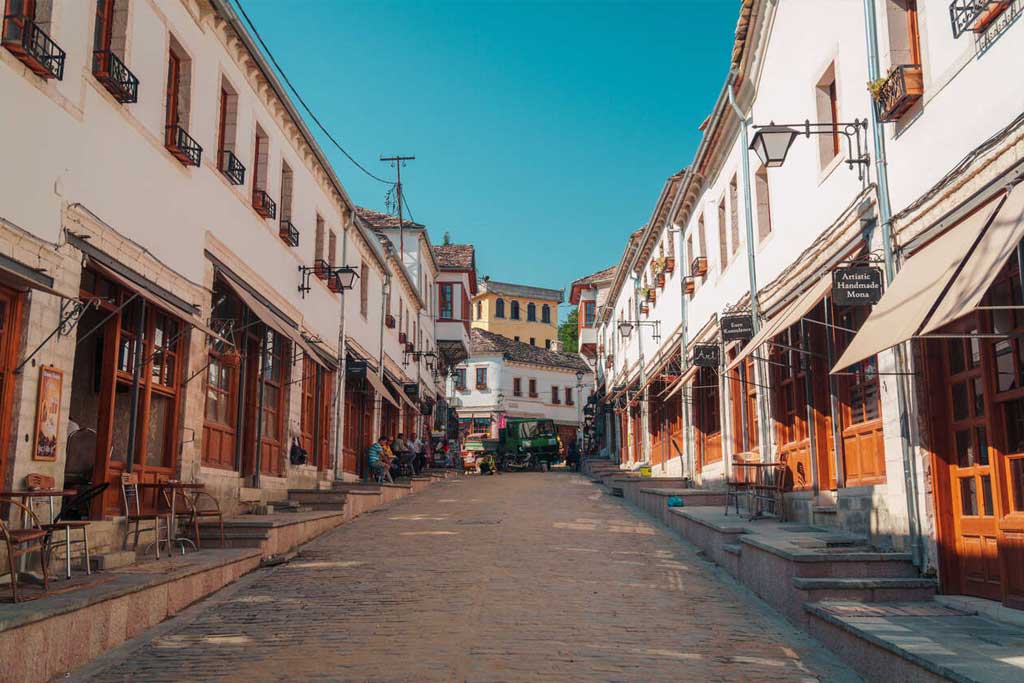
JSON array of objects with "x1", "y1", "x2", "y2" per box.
[{"x1": 498, "y1": 418, "x2": 561, "y2": 469}]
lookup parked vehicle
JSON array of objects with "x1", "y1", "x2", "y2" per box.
[
  {"x1": 498, "y1": 419, "x2": 561, "y2": 470},
  {"x1": 461, "y1": 432, "x2": 499, "y2": 473}
]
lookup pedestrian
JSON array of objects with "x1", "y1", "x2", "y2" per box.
[
  {"x1": 567, "y1": 439, "x2": 580, "y2": 472},
  {"x1": 366, "y1": 436, "x2": 392, "y2": 483},
  {"x1": 411, "y1": 435, "x2": 425, "y2": 474}
]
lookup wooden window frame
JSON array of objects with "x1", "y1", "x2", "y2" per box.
[
  {"x1": 475, "y1": 367, "x2": 487, "y2": 390},
  {"x1": 551, "y1": 386, "x2": 561, "y2": 405},
  {"x1": 513, "y1": 377, "x2": 521, "y2": 397},
  {"x1": 439, "y1": 283, "x2": 455, "y2": 320},
  {"x1": 529, "y1": 379, "x2": 537, "y2": 398},
  {"x1": 454, "y1": 368, "x2": 466, "y2": 391},
  {"x1": 165, "y1": 49, "x2": 180, "y2": 129}
]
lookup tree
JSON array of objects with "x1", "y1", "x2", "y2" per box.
[{"x1": 558, "y1": 308, "x2": 579, "y2": 353}]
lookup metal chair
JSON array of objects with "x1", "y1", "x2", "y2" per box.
[
  {"x1": 183, "y1": 490, "x2": 225, "y2": 549},
  {"x1": 42, "y1": 482, "x2": 108, "y2": 578},
  {"x1": 1, "y1": 500, "x2": 50, "y2": 602},
  {"x1": 752, "y1": 454, "x2": 789, "y2": 521},
  {"x1": 725, "y1": 452, "x2": 757, "y2": 516},
  {"x1": 120, "y1": 473, "x2": 169, "y2": 558}
]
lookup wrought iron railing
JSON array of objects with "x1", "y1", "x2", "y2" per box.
[
  {"x1": 313, "y1": 259, "x2": 330, "y2": 280},
  {"x1": 876, "y1": 64, "x2": 923, "y2": 122},
  {"x1": 279, "y1": 219, "x2": 299, "y2": 247},
  {"x1": 164, "y1": 124, "x2": 202, "y2": 166},
  {"x1": 252, "y1": 189, "x2": 277, "y2": 219},
  {"x1": 950, "y1": 0, "x2": 1010, "y2": 38},
  {"x1": 219, "y1": 150, "x2": 245, "y2": 185},
  {"x1": 2, "y1": 15, "x2": 65, "y2": 80},
  {"x1": 92, "y1": 50, "x2": 138, "y2": 103}
]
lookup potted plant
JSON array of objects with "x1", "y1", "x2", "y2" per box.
[
  {"x1": 656, "y1": 272, "x2": 666, "y2": 289},
  {"x1": 664, "y1": 256, "x2": 676, "y2": 274},
  {"x1": 683, "y1": 276, "x2": 696, "y2": 295},
  {"x1": 867, "y1": 74, "x2": 889, "y2": 102},
  {"x1": 640, "y1": 303, "x2": 650, "y2": 316},
  {"x1": 221, "y1": 348, "x2": 241, "y2": 368}
]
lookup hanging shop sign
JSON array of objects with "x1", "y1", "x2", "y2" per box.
[
  {"x1": 403, "y1": 383, "x2": 420, "y2": 401},
  {"x1": 346, "y1": 359, "x2": 367, "y2": 379},
  {"x1": 720, "y1": 314, "x2": 755, "y2": 341},
  {"x1": 692, "y1": 344, "x2": 721, "y2": 368},
  {"x1": 832, "y1": 266, "x2": 884, "y2": 306}
]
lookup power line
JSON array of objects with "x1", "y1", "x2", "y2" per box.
[{"x1": 231, "y1": 0, "x2": 394, "y2": 185}]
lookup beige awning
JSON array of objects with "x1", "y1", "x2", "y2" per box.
[
  {"x1": 728, "y1": 274, "x2": 833, "y2": 371},
  {"x1": 394, "y1": 381, "x2": 419, "y2": 412},
  {"x1": 659, "y1": 363, "x2": 699, "y2": 402},
  {"x1": 364, "y1": 370, "x2": 400, "y2": 408},
  {"x1": 832, "y1": 189, "x2": 1014, "y2": 372},
  {"x1": 88, "y1": 257, "x2": 228, "y2": 346},
  {"x1": 215, "y1": 268, "x2": 320, "y2": 365}
]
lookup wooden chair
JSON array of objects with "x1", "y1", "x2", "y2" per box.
[
  {"x1": 725, "y1": 452, "x2": 758, "y2": 516},
  {"x1": 184, "y1": 490, "x2": 225, "y2": 549},
  {"x1": 1, "y1": 500, "x2": 50, "y2": 602},
  {"x1": 120, "y1": 473, "x2": 169, "y2": 558},
  {"x1": 752, "y1": 454, "x2": 789, "y2": 521},
  {"x1": 26, "y1": 473, "x2": 96, "y2": 579}
]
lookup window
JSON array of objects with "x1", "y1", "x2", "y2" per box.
[
  {"x1": 252, "y1": 124, "x2": 272, "y2": 214},
  {"x1": 697, "y1": 214, "x2": 708, "y2": 282},
  {"x1": 551, "y1": 386, "x2": 561, "y2": 404},
  {"x1": 495, "y1": 297, "x2": 505, "y2": 318},
  {"x1": 527, "y1": 302, "x2": 537, "y2": 321},
  {"x1": 215, "y1": 79, "x2": 241, "y2": 181},
  {"x1": 815, "y1": 63, "x2": 840, "y2": 166},
  {"x1": 315, "y1": 215, "x2": 325, "y2": 266},
  {"x1": 359, "y1": 263, "x2": 368, "y2": 317},
  {"x1": 514, "y1": 336, "x2": 520, "y2": 342},
  {"x1": 529, "y1": 379, "x2": 537, "y2": 397},
  {"x1": 475, "y1": 300, "x2": 482, "y2": 320},
  {"x1": 260, "y1": 330, "x2": 287, "y2": 445},
  {"x1": 541, "y1": 304, "x2": 551, "y2": 324},
  {"x1": 545, "y1": 339, "x2": 552, "y2": 349},
  {"x1": 513, "y1": 378, "x2": 522, "y2": 397},
  {"x1": 529, "y1": 337, "x2": 536, "y2": 346},
  {"x1": 280, "y1": 161, "x2": 294, "y2": 224},
  {"x1": 729, "y1": 175, "x2": 740, "y2": 256},
  {"x1": 475, "y1": 367, "x2": 487, "y2": 390},
  {"x1": 439, "y1": 283, "x2": 455, "y2": 319},
  {"x1": 510, "y1": 300, "x2": 520, "y2": 320},
  {"x1": 717, "y1": 196, "x2": 728, "y2": 269},
  {"x1": 565, "y1": 387, "x2": 573, "y2": 405},
  {"x1": 583, "y1": 301, "x2": 596, "y2": 327},
  {"x1": 328, "y1": 230, "x2": 337, "y2": 268},
  {"x1": 454, "y1": 368, "x2": 466, "y2": 391},
  {"x1": 165, "y1": 39, "x2": 190, "y2": 130},
  {"x1": 885, "y1": 0, "x2": 921, "y2": 66},
  {"x1": 755, "y1": 164, "x2": 772, "y2": 241},
  {"x1": 93, "y1": 0, "x2": 133, "y2": 95}
]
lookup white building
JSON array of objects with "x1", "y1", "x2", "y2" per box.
[
  {"x1": 452, "y1": 329, "x2": 593, "y2": 448},
  {"x1": 592, "y1": 0, "x2": 1024, "y2": 609}
]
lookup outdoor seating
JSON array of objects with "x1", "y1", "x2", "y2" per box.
[
  {"x1": 183, "y1": 489, "x2": 225, "y2": 549},
  {"x1": 751, "y1": 455, "x2": 788, "y2": 522},
  {"x1": 120, "y1": 473, "x2": 170, "y2": 558},
  {"x1": 725, "y1": 451, "x2": 758, "y2": 516},
  {"x1": 1, "y1": 499, "x2": 50, "y2": 602},
  {"x1": 26, "y1": 475, "x2": 107, "y2": 579}
]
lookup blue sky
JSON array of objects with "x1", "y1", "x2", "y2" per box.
[{"x1": 237, "y1": 0, "x2": 740, "y2": 319}]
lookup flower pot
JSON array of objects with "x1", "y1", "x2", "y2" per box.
[
  {"x1": 640, "y1": 304, "x2": 650, "y2": 316},
  {"x1": 657, "y1": 273, "x2": 666, "y2": 289},
  {"x1": 972, "y1": 1, "x2": 1011, "y2": 32},
  {"x1": 665, "y1": 257, "x2": 675, "y2": 274},
  {"x1": 684, "y1": 277, "x2": 696, "y2": 295},
  {"x1": 221, "y1": 350, "x2": 241, "y2": 368}
]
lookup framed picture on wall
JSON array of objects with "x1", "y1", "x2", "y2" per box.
[{"x1": 33, "y1": 366, "x2": 63, "y2": 461}]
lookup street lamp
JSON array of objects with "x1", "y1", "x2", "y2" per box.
[
  {"x1": 748, "y1": 124, "x2": 799, "y2": 167},
  {"x1": 749, "y1": 119, "x2": 870, "y2": 179},
  {"x1": 575, "y1": 369, "x2": 585, "y2": 459},
  {"x1": 618, "y1": 320, "x2": 661, "y2": 341}
]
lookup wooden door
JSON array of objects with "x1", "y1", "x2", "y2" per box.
[
  {"x1": 943, "y1": 320, "x2": 1002, "y2": 601},
  {"x1": 0, "y1": 285, "x2": 23, "y2": 488}
]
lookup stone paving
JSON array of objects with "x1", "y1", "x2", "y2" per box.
[{"x1": 73, "y1": 473, "x2": 861, "y2": 682}]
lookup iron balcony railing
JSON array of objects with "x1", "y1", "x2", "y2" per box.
[
  {"x1": 2, "y1": 15, "x2": 65, "y2": 80},
  {"x1": 219, "y1": 150, "x2": 245, "y2": 185},
  {"x1": 252, "y1": 189, "x2": 277, "y2": 219},
  {"x1": 312, "y1": 259, "x2": 331, "y2": 281},
  {"x1": 164, "y1": 124, "x2": 202, "y2": 167},
  {"x1": 279, "y1": 219, "x2": 299, "y2": 247},
  {"x1": 876, "y1": 64, "x2": 923, "y2": 122},
  {"x1": 949, "y1": 0, "x2": 1010, "y2": 38},
  {"x1": 92, "y1": 50, "x2": 138, "y2": 103}
]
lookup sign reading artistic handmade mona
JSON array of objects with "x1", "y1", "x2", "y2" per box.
[
  {"x1": 720, "y1": 314, "x2": 755, "y2": 341},
  {"x1": 832, "y1": 266, "x2": 884, "y2": 306},
  {"x1": 33, "y1": 366, "x2": 63, "y2": 461},
  {"x1": 692, "y1": 344, "x2": 721, "y2": 368}
]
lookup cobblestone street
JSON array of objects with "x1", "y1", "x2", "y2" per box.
[{"x1": 74, "y1": 474, "x2": 859, "y2": 682}]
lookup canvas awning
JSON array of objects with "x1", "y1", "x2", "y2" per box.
[
  {"x1": 0, "y1": 253, "x2": 69, "y2": 298},
  {"x1": 86, "y1": 256, "x2": 227, "y2": 345},
  {"x1": 214, "y1": 265, "x2": 321, "y2": 365},
  {"x1": 659, "y1": 363, "x2": 699, "y2": 402},
  {"x1": 832, "y1": 184, "x2": 1023, "y2": 372},
  {"x1": 391, "y1": 378, "x2": 419, "y2": 412},
  {"x1": 364, "y1": 370, "x2": 400, "y2": 408},
  {"x1": 727, "y1": 274, "x2": 833, "y2": 372}
]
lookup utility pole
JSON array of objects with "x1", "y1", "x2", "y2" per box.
[{"x1": 380, "y1": 154, "x2": 415, "y2": 253}]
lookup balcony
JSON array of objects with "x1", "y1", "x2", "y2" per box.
[
  {"x1": 92, "y1": 50, "x2": 138, "y2": 103},
  {"x1": 2, "y1": 15, "x2": 64, "y2": 80},
  {"x1": 252, "y1": 189, "x2": 276, "y2": 219},
  {"x1": 313, "y1": 259, "x2": 330, "y2": 281},
  {"x1": 279, "y1": 220, "x2": 299, "y2": 247},
  {"x1": 691, "y1": 256, "x2": 708, "y2": 277},
  {"x1": 950, "y1": 0, "x2": 1011, "y2": 38},
  {"x1": 165, "y1": 124, "x2": 202, "y2": 167},
  {"x1": 874, "y1": 64, "x2": 923, "y2": 122},
  {"x1": 399, "y1": 332, "x2": 407, "y2": 344},
  {"x1": 219, "y1": 150, "x2": 245, "y2": 185}
]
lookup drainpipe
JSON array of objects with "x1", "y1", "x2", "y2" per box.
[
  {"x1": 253, "y1": 327, "x2": 268, "y2": 490},
  {"x1": 725, "y1": 69, "x2": 772, "y2": 458},
  {"x1": 373, "y1": 273, "x2": 390, "y2": 451},
  {"x1": 333, "y1": 219, "x2": 350, "y2": 482},
  {"x1": 674, "y1": 220, "x2": 694, "y2": 481},
  {"x1": 634, "y1": 276, "x2": 647, "y2": 465},
  {"x1": 863, "y1": 0, "x2": 923, "y2": 567}
]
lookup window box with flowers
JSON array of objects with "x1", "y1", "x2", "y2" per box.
[
  {"x1": 683, "y1": 276, "x2": 696, "y2": 295},
  {"x1": 691, "y1": 256, "x2": 708, "y2": 277},
  {"x1": 869, "y1": 64, "x2": 923, "y2": 122},
  {"x1": 385, "y1": 314, "x2": 396, "y2": 329},
  {"x1": 640, "y1": 303, "x2": 650, "y2": 316}
]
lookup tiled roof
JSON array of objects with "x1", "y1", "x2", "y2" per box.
[
  {"x1": 470, "y1": 329, "x2": 590, "y2": 373},
  {"x1": 479, "y1": 279, "x2": 564, "y2": 303},
  {"x1": 432, "y1": 244, "x2": 475, "y2": 271},
  {"x1": 355, "y1": 206, "x2": 425, "y2": 230},
  {"x1": 571, "y1": 265, "x2": 616, "y2": 288}
]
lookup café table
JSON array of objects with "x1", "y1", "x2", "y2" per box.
[
  {"x1": 730, "y1": 462, "x2": 783, "y2": 521},
  {"x1": 140, "y1": 481, "x2": 205, "y2": 554},
  {"x1": 0, "y1": 488, "x2": 76, "y2": 577}
]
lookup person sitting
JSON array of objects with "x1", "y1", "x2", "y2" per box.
[
  {"x1": 384, "y1": 438, "x2": 402, "y2": 481},
  {"x1": 366, "y1": 436, "x2": 392, "y2": 483}
]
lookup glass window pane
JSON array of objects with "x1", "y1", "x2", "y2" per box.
[
  {"x1": 145, "y1": 394, "x2": 172, "y2": 467},
  {"x1": 960, "y1": 477, "x2": 978, "y2": 516},
  {"x1": 980, "y1": 475, "x2": 994, "y2": 516},
  {"x1": 111, "y1": 386, "x2": 131, "y2": 462},
  {"x1": 1005, "y1": 399, "x2": 1024, "y2": 454},
  {"x1": 952, "y1": 382, "x2": 969, "y2": 421},
  {"x1": 969, "y1": 334, "x2": 982, "y2": 368},
  {"x1": 948, "y1": 340, "x2": 965, "y2": 374},
  {"x1": 972, "y1": 378, "x2": 985, "y2": 417},
  {"x1": 995, "y1": 340, "x2": 1016, "y2": 392},
  {"x1": 1011, "y1": 459, "x2": 1024, "y2": 512},
  {"x1": 955, "y1": 429, "x2": 973, "y2": 468},
  {"x1": 976, "y1": 426, "x2": 989, "y2": 466}
]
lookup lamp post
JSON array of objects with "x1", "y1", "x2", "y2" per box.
[
  {"x1": 748, "y1": 119, "x2": 870, "y2": 180},
  {"x1": 575, "y1": 369, "x2": 585, "y2": 457},
  {"x1": 494, "y1": 391, "x2": 505, "y2": 438}
]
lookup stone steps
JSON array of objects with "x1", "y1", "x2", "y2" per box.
[{"x1": 792, "y1": 577, "x2": 937, "y2": 604}]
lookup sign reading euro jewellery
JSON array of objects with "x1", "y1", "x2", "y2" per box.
[
  {"x1": 832, "y1": 267, "x2": 884, "y2": 306},
  {"x1": 721, "y1": 314, "x2": 754, "y2": 341},
  {"x1": 692, "y1": 344, "x2": 720, "y2": 368}
]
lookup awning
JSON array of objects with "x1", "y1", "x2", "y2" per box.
[
  {"x1": 0, "y1": 253, "x2": 67, "y2": 298},
  {"x1": 364, "y1": 370, "x2": 400, "y2": 408},
  {"x1": 214, "y1": 265, "x2": 321, "y2": 365},
  {"x1": 659, "y1": 363, "x2": 699, "y2": 402},
  {"x1": 86, "y1": 256, "x2": 227, "y2": 345},
  {"x1": 727, "y1": 273, "x2": 833, "y2": 372},
  {"x1": 390, "y1": 378, "x2": 419, "y2": 412},
  {"x1": 832, "y1": 186, "x2": 1019, "y2": 372},
  {"x1": 305, "y1": 334, "x2": 339, "y2": 370}
]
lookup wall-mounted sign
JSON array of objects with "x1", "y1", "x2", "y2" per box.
[
  {"x1": 692, "y1": 344, "x2": 720, "y2": 368},
  {"x1": 832, "y1": 266, "x2": 883, "y2": 306},
  {"x1": 346, "y1": 359, "x2": 367, "y2": 378},
  {"x1": 403, "y1": 383, "x2": 420, "y2": 401},
  {"x1": 721, "y1": 314, "x2": 754, "y2": 341}
]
